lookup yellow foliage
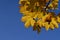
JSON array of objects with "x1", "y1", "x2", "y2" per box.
[{"x1": 19, "y1": 0, "x2": 59, "y2": 33}]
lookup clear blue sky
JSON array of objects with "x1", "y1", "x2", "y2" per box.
[{"x1": 0, "y1": 0, "x2": 60, "y2": 40}]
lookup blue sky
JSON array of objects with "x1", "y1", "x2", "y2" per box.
[{"x1": 0, "y1": 0, "x2": 60, "y2": 40}]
